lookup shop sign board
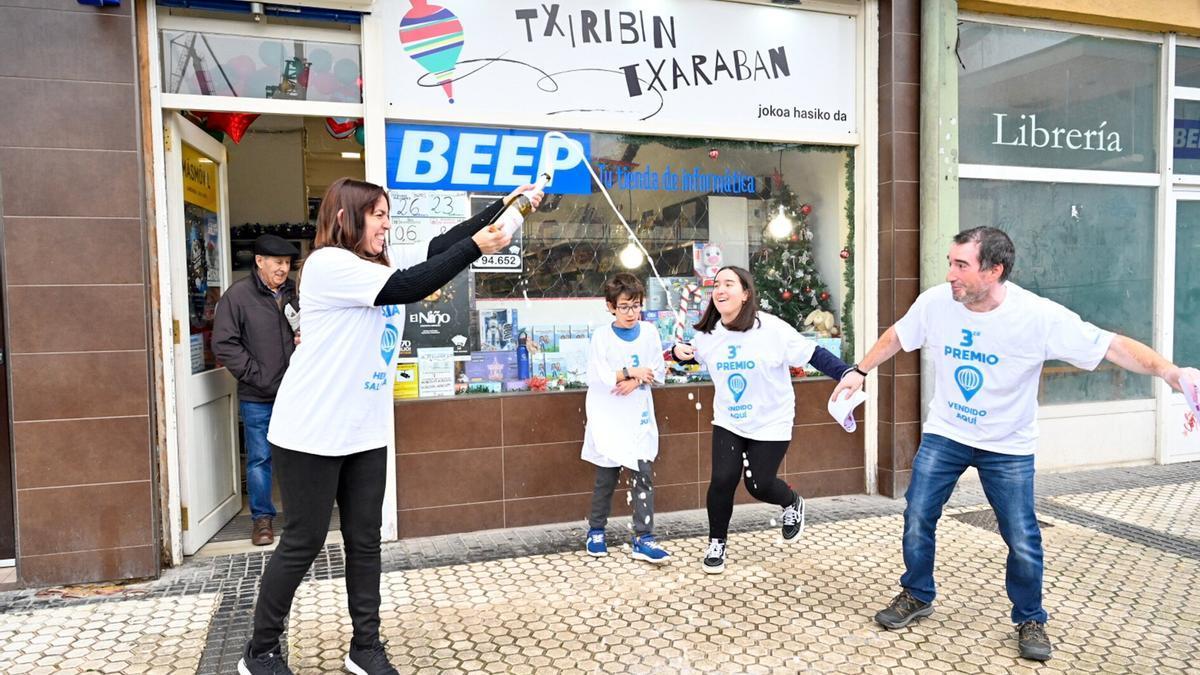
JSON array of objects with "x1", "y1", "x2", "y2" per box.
[
  {"x1": 380, "y1": 0, "x2": 857, "y2": 141},
  {"x1": 386, "y1": 123, "x2": 592, "y2": 194}
]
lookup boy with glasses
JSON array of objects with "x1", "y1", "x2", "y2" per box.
[{"x1": 582, "y1": 273, "x2": 671, "y2": 564}]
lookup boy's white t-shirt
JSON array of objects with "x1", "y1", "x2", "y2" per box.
[
  {"x1": 894, "y1": 282, "x2": 1115, "y2": 455},
  {"x1": 267, "y1": 247, "x2": 403, "y2": 456},
  {"x1": 582, "y1": 322, "x2": 665, "y2": 470},
  {"x1": 691, "y1": 311, "x2": 817, "y2": 442}
]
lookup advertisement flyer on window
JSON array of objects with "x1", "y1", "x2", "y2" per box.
[{"x1": 388, "y1": 190, "x2": 473, "y2": 359}]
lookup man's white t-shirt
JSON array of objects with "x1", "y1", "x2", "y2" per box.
[
  {"x1": 267, "y1": 247, "x2": 401, "y2": 456},
  {"x1": 691, "y1": 312, "x2": 817, "y2": 442},
  {"x1": 894, "y1": 282, "x2": 1115, "y2": 455},
  {"x1": 582, "y1": 322, "x2": 665, "y2": 470}
]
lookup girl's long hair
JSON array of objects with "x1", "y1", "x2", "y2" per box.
[
  {"x1": 694, "y1": 265, "x2": 761, "y2": 333},
  {"x1": 313, "y1": 177, "x2": 390, "y2": 266}
]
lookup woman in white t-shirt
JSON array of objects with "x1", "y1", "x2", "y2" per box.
[
  {"x1": 672, "y1": 266, "x2": 855, "y2": 574},
  {"x1": 239, "y1": 178, "x2": 538, "y2": 675}
]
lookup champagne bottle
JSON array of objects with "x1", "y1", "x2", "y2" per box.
[{"x1": 490, "y1": 172, "x2": 551, "y2": 236}]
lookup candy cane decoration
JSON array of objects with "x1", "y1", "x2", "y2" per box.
[{"x1": 673, "y1": 282, "x2": 704, "y2": 343}]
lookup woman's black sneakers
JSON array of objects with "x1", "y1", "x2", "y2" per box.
[
  {"x1": 345, "y1": 640, "x2": 400, "y2": 675},
  {"x1": 238, "y1": 641, "x2": 294, "y2": 675},
  {"x1": 781, "y1": 491, "x2": 806, "y2": 541},
  {"x1": 702, "y1": 538, "x2": 727, "y2": 574}
]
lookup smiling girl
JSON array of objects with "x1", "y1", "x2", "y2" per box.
[{"x1": 672, "y1": 266, "x2": 857, "y2": 574}]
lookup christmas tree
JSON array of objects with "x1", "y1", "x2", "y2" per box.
[{"x1": 750, "y1": 183, "x2": 833, "y2": 329}]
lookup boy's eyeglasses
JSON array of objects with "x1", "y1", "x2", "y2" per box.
[{"x1": 615, "y1": 304, "x2": 642, "y2": 314}]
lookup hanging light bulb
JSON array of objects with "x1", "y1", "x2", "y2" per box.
[
  {"x1": 619, "y1": 239, "x2": 644, "y2": 269},
  {"x1": 767, "y1": 205, "x2": 793, "y2": 240}
]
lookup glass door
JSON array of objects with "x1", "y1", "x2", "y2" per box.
[
  {"x1": 1165, "y1": 195, "x2": 1200, "y2": 462},
  {"x1": 164, "y1": 113, "x2": 241, "y2": 553}
]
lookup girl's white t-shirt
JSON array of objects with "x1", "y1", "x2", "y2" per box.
[
  {"x1": 267, "y1": 247, "x2": 402, "y2": 456},
  {"x1": 893, "y1": 282, "x2": 1114, "y2": 455},
  {"x1": 582, "y1": 322, "x2": 665, "y2": 470},
  {"x1": 691, "y1": 312, "x2": 817, "y2": 442}
]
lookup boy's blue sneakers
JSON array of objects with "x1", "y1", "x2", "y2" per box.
[
  {"x1": 630, "y1": 534, "x2": 670, "y2": 564},
  {"x1": 585, "y1": 529, "x2": 608, "y2": 557}
]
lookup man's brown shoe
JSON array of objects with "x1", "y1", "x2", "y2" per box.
[{"x1": 252, "y1": 516, "x2": 275, "y2": 546}]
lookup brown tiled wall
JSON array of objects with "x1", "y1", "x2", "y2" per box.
[
  {"x1": 394, "y1": 381, "x2": 864, "y2": 538},
  {"x1": 877, "y1": 0, "x2": 923, "y2": 498},
  {"x1": 0, "y1": 1, "x2": 156, "y2": 584}
]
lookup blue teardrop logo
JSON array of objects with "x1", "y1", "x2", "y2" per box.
[
  {"x1": 954, "y1": 365, "x2": 983, "y2": 401},
  {"x1": 727, "y1": 373, "x2": 748, "y2": 403},
  {"x1": 380, "y1": 324, "x2": 398, "y2": 365}
]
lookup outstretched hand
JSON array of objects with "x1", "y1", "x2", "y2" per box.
[
  {"x1": 1166, "y1": 365, "x2": 1200, "y2": 394},
  {"x1": 830, "y1": 370, "x2": 865, "y2": 403},
  {"x1": 506, "y1": 183, "x2": 544, "y2": 210},
  {"x1": 472, "y1": 225, "x2": 513, "y2": 254}
]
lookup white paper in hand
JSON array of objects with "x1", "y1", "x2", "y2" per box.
[
  {"x1": 828, "y1": 389, "x2": 867, "y2": 433},
  {"x1": 1182, "y1": 373, "x2": 1200, "y2": 418}
]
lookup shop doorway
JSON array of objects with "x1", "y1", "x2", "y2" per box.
[
  {"x1": 164, "y1": 112, "x2": 241, "y2": 555},
  {"x1": 163, "y1": 112, "x2": 365, "y2": 554}
]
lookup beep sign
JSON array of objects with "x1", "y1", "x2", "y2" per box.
[{"x1": 385, "y1": 123, "x2": 592, "y2": 194}]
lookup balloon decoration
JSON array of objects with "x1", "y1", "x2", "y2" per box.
[
  {"x1": 187, "y1": 111, "x2": 260, "y2": 144},
  {"x1": 325, "y1": 117, "x2": 359, "y2": 139},
  {"x1": 399, "y1": 0, "x2": 465, "y2": 103}
]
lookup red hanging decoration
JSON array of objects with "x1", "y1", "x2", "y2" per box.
[
  {"x1": 800, "y1": 203, "x2": 813, "y2": 216},
  {"x1": 840, "y1": 248, "x2": 850, "y2": 260},
  {"x1": 196, "y1": 111, "x2": 259, "y2": 144},
  {"x1": 709, "y1": 148, "x2": 719, "y2": 159},
  {"x1": 325, "y1": 117, "x2": 361, "y2": 140},
  {"x1": 803, "y1": 287, "x2": 812, "y2": 295},
  {"x1": 820, "y1": 291, "x2": 830, "y2": 301},
  {"x1": 781, "y1": 290, "x2": 793, "y2": 301}
]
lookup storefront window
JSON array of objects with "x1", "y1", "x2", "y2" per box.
[
  {"x1": 386, "y1": 124, "x2": 854, "y2": 398},
  {"x1": 960, "y1": 179, "x2": 1154, "y2": 403},
  {"x1": 161, "y1": 30, "x2": 361, "y2": 103},
  {"x1": 1176, "y1": 46, "x2": 1200, "y2": 88},
  {"x1": 1174, "y1": 99, "x2": 1200, "y2": 175},
  {"x1": 958, "y1": 22, "x2": 1159, "y2": 172},
  {"x1": 1176, "y1": 201, "x2": 1200, "y2": 370}
]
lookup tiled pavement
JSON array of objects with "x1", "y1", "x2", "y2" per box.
[{"x1": 0, "y1": 462, "x2": 1198, "y2": 674}]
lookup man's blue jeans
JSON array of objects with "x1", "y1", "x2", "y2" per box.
[
  {"x1": 240, "y1": 400, "x2": 277, "y2": 520},
  {"x1": 901, "y1": 433, "x2": 1048, "y2": 624}
]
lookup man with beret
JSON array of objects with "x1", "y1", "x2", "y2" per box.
[{"x1": 213, "y1": 234, "x2": 301, "y2": 546}]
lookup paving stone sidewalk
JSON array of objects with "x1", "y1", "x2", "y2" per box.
[{"x1": 1, "y1": 462, "x2": 1197, "y2": 674}]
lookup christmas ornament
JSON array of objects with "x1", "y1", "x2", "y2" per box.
[
  {"x1": 709, "y1": 149, "x2": 719, "y2": 159},
  {"x1": 840, "y1": 248, "x2": 850, "y2": 260},
  {"x1": 789, "y1": 234, "x2": 799, "y2": 242},
  {"x1": 781, "y1": 290, "x2": 793, "y2": 301},
  {"x1": 399, "y1": 1, "x2": 465, "y2": 103},
  {"x1": 800, "y1": 203, "x2": 812, "y2": 216},
  {"x1": 820, "y1": 291, "x2": 830, "y2": 301},
  {"x1": 803, "y1": 287, "x2": 812, "y2": 295}
]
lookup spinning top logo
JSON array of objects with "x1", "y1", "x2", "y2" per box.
[{"x1": 399, "y1": 0, "x2": 465, "y2": 104}]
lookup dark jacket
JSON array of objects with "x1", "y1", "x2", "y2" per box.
[{"x1": 211, "y1": 271, "x2": 298, "y2": 402}]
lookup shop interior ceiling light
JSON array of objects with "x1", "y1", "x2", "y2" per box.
[
  {"x1": 619, "y1": 239, "x2": 644, "y2": 269},
  {"x1": 767, "y1": 205, "x2": 793, "y2": 239}
]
